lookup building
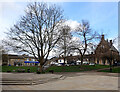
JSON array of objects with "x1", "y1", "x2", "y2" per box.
[
  {"x1": 49, "y1": 54, "x2": 92, "y2": 65},
  {"x1": 94, "y1": 35, "x2": 119, "y2": 65},
  {"x1": 2, "y1": 54, "x2": 39, "y2": 66}
]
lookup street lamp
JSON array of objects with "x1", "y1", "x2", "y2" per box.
[{"x1": 109, "y1": 47, "x2": 114, "y2": 72}]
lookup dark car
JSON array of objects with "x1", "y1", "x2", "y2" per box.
[
  {"x1": 117, "y1": 62, "x2": 120, "y2": 66},
  {"x1": 113, "y1": 61, "x2": 120, "y2": 66}
]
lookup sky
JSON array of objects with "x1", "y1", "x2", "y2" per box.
[
  {"x1": 0, "y1": 1, "x2": 119, "y2": 54},
  {"x1": 63, "y1": 2, "x2": 118, "y2": 38}
]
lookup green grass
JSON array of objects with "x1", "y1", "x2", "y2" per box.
[
  {"x1": 45, "y1": 65, "x2": 109, "y2": 72},
  {"x1": 98, "y1": 67, "x2": 120, "y2": 73},
  {"x1": 0, "y1": 65, "x2": 110, "y2": 73},
  {"x1": 0, "y1": 66, "x2": 38, "y2": 73}
]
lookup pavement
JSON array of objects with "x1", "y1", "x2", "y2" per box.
[
  {"x1": 1, "y1": 71, "x2": 120, "y2": 90},
  {"x1": 1, "y1": 73, "x2": 63, "y2": 85}
]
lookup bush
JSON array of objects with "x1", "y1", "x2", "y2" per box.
[
  {"x1": 7, "y1": 70, "x2": 11, "y2": 73},
  {"x1": 36, "y1": 71, "x2": 41, "y2": 74}
]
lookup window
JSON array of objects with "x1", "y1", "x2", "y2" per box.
[
  {"x1": 101, "y1": 45, "x2": 104, "y2": 49},
  {"x1": 27, "y1": 58, "x2": 29, "y2": 61},
  {"x1": 32, "y1": 59, "x2": 35, "y2": 61}
]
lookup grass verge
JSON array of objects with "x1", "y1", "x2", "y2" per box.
[
  {"x1": 98, "y1": 67, "x2": 120, "y2": 73},
  {"x1": 0, "y1": 65, "x2": 110, "y2": 73}
]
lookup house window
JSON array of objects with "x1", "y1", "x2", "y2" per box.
[
  {"x1": 101, "y1": 45, "x2": 104, "y2": 49},
  {"x1": 32, "y1": 59, "x2": 35, "y2": 61},
  {"x1": 27, "y1": 58, "x2": 29, "y2": 61}
]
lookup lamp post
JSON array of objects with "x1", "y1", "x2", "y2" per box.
[{"x1": 109, "y1": 47, "x2": 114, "y2": 72}]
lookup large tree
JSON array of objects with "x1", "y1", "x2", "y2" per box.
[
  {"x1": 54, "y1": 25, "x2": 72, "y2": 64},
  {"x1": 3, "y1": 2, "x2": 64, "y2": 72},
  {"x1": 69, "y1": 20, "x2": 100, "y2": 65}
]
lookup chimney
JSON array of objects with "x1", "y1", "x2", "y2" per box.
[
  {"x1": 110, "y1": 40, "x2": 112, "y2": 46},
  {"x1": 101, "y1": 35, "x2": 104, "y2": 40}
]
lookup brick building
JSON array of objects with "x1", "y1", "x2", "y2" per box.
[{"x1": 94, "y1": 35, "x2": 119, "y2": 65}]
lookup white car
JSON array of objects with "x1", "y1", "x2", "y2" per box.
[
  {"x1": 83, "y1": 61, "x2": 89, "y2": 65},
  {"x1": 89, "y1": 63, "x2": 95, "y2": 66},
  {"x1": 43, "y1": 65, "x2": 50, "y2": 70},
  {"x1": 57, "y1": 64, "x2": 62, "y2": 66}
]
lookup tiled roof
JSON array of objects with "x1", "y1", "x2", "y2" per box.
[{"x1": 109, "y1": 45, "x2": 118, "y2": 52}]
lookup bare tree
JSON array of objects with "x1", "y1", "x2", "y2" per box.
[
  {"x1": 3, "y1": 2, "x2": 64, "y2": 72},
  {"x1": 69, "y1": 20, "x2": 100, "y2": 65},
  {"x1": 54, "y1": 25, "x2": 72, "y2": 64}
]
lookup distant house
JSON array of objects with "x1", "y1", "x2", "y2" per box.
[
  {"x1": 2, "y1": 54, "x2": 38, "y2": 66},
  {"x1": 94, "y1": 35, "x2": 119, "y2": 65},
  {"x1": 49, "y1": 54, "x2": 91, "y2": 65}
]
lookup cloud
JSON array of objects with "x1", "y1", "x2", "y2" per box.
[
  {"x1": 65, "y1": 20, "x2": 80, "y2": 31},
  {"x1": 71, "y1": 36, "x2": 80, "y2": 42}
]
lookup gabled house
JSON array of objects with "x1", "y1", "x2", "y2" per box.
[{"x1": 94, "y1": 35, "x2": 119, "y2": 65}]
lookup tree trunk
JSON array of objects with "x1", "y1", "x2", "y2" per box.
[
  {"x1": 64, "y1": 57, "x2": 66, "y2": 65},
  {"x1": 38, "y1": 58, "x2": 44, "y2": 73},
  {"x1": 39, "y1": 65, "x2": 43, "y2": 73},
  {"x1": 81, "y1": 57, "x2": 83, "y2": 65}
]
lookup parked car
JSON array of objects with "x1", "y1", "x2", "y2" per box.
[
  {"x1": 83, "y1": 61, "x2": 89, "y2": 65},
  {"x1": 65, "y1": 64, "x2": 70, "y2": 66},
  {"x1": 70, "y1": 63, "x2": 75, "y2": 66},
  {"x1": 43, "y1": 65, "x2": 50, "y2": 70},
  {"x1": 76, "y1": 60, "x2": 81, "y2": 65},
  {"x1": 57, "y1": 63, "x2": 62, "y2": 66},
  {"x1": 89, "y1": 63, "x2": 95, "y2": 66},
  {"x1": 117, "y1": 62, "x2": 120, "y2": 66}
]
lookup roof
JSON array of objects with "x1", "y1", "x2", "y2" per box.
[
  {"x1": 95, "y1": 36, "x2": 119, "y2": 53},
  {"x1": 8, "y1": 54, "x2": 24, "y2": 59},
  {"x1": 109, "y1": 45, "x2": 118, "y2": 52},
  {"x1": 7, "y1": 54, "x2": 35, "y2": 59},
  {"x1": 106, "y1": 40, "x2": 118, "y2": 52}
]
